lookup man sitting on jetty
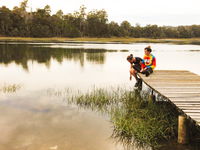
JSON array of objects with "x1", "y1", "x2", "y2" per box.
[
  {"x1": 140, "y1": 46, "x2": 156, "y2": 77},
  {"x1": 127, "y1": 54, "x2": 143, "y2": 87}
]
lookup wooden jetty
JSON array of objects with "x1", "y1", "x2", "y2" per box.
[{"x1": 138, "y1": 70, "x2": 200, "y2": 144}]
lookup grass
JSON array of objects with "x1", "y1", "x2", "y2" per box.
[
  {"x1": 0, "y1": 84, "x2": 21, "y2": 93},
  {"x1": 1, "y1": 37, "x2": 200, "y2": 44},
  {"x1": 67, "y1": 87, "x2": 178, "y2": 148},
  {"x1": 111, "y1": 101, "x2": 178, "y2": 147}
]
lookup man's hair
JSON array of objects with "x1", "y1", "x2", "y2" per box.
[
  {"x1": 145, "y1": 46, "x2": 152, "y2": 52},
  {"x1": 127, "y1": 54, "x2": 133, "y2": 60}
]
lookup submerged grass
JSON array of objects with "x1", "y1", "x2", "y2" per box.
[
  {"x1": 0, "y1": 84, "x2": 21, "y2": 93},
  {"x1": 68, "y1": 87, "x2": 178, "y2": 148},
  {"x1": 112, "y1": 101, "x2": 178, "y2": 147}
]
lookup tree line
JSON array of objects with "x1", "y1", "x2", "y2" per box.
[{"x1": 0, "y1": 0, "x2": 200, "y2": 38}]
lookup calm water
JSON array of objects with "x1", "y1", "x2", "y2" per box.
[{"x1": 0, "y1": 42, "x2": 200, "y2": 150}]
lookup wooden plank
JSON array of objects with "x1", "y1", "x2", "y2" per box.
[
  {"x1": 183, "y1": 109, "x2": 200, "y2": 114},
  {"x1": 152, "y1": 72, "x2": 191, "y2": 74},
  {"x1": 190, "y1": 116, "x2": 200, "y2": 119},
  {"x1": 178, "y1": 104, "x2": 200, "y2": 107},
  {"x1": 144, "y1": 79, "x2": 200, "y2": 83},
  {"x1": 139, "y1": 70, "x2": 200, "y2": 126},
  {"x1": 151, "y1": 84, "x2": 200, "y2": 88},
  {"x1": 146, "y1": 75, "x2": 200, "y2": 78},
  {"x1": 176, "y1": 104, "x2": 200, "y2": 106},
  {"x1": 163, "y1": 93, "x2": 200, "y2": 97},
  {"x1": 146, "y1": 82, "x2": 200, "y2": 85},
  {"x1": 174, "y1": 102, "x2": 200, "y2": 104},
  {"x1": 185, "y1": 113, "x2": 200, "y2": 116},
  {"x1": 170, "y1": 99, "x2": 200, "y2": 102},
  {"x1": 173, "y1": 101, "x2": 200, "y2": 103},
  {"x1": 178, "y1": 107, "x2": 200, "y2": 109},
  {"x1": 175, "y1": 102, "x2": 200, "y2": 104},
  {"x1": 143, "y1": 76, "x2": 200, "y2": 79},
  {"x1": 146, "y1": 71, "x2": 194, "y2": 75},
  {"x1": 153, "y1": 70, "x2": 189, "y2": 72},
  {"x1": 171, "y1": 97, "x2": 200, "y2": 100},
  {"x1": 146, "y1": 76, "x2": 200, "y2": 80},
  {"x1": 193, "y1": 120, "x2": 200, "y2": 122},
  {"x1": 154, "y1": 86, "x2": 200, "y2": 89},
  {"x1": 148, "y1": 74, "x2": 198, "y2": 76},
  {"x1": 172, "y1": 97, "x2": 200, "y2": 100},
  {"x1": 142, "y1": 74, "x2": 198, "y2": 78},
  {"x1": 149, "y1": 70, "x2": 194, "y2": 73},
  {"x1": 148, "y1": 79, "x2": 200, "y2": 81},
  {"x1": 140, "y1": 72, "x2": 195, "y2": 76},
  {"x1": 190, "y1": 117, "x2": 200, "y2": 119},
  {"x1": 160, "y1": 91, "x2": 200, "y2": 94},
  {"x1": 147, "y1": 73, "x2": 197, "y2": 76},
  {"x1": 157, "y1": 89, "x2": 200, "y2": 93},
  {"x1": 155, "y1": 87, "x2": 200, "y2": 90},
  {"x1": 180, "y1": 107, "x2": 200, "y2": 110}
]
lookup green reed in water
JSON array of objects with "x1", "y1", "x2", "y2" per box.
[
  {"x1": 0, "y1": 84, "x2": 21, "y2": 93},
  {"x1": 68, "y1": 87, "x2": 178, "y2": 148}
]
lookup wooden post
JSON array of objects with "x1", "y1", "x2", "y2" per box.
[
  {"x1": 149, "y1": 89, "x2": 156, "y2": 103},
  {"x1": 138, "y1": 78, "x2": 142, "y2": 91},
  {"x1": 178, "y1": 115, "x2": 189, "y2": 144}
]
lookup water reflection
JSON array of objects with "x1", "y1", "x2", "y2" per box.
[
  {"x1": 0, "y1": 102, "x2": 123, "y2": 150},
  {"x1": 1, "y1": 42, "x2": 200, "y2": 150},
  {"x1": 46, "y1": 87, "x2": 153, "y2": 150},
  {"x1": 0, "y1": 44, "x2": 112, "y2": 70}
]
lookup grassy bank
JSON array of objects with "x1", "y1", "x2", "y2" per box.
[
  {"x1": 68, "y1": 88, "x2": 178, "y2": 148},
  {"x1": 1, "y1": 37, "x2": 200, "y2": 44},
  {"x1": 47, "y1": 87, "x2": 200, "y2": 149}
]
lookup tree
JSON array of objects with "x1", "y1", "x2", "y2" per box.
[
  {"x1": 86, "y1": 9, "x2": 108, "y2": 37},
  {"x1": 143, "y1": 25, "x2": 163, "y2": 38},
  {"x1": 108, "y1": 21, "x2": 121, "y2": 37},
  {"x1": 177, "y1": 26, "x2": 192, "y2": 38},
  {"x1": 191, "y1": 25, "x2": 200, "y2": 37},
  {"x1": 131, "y1": 24, "x2": 142, "y2": 38},
  {"x1": 1, "y1": 0, "x2": 200, "y2": 38},
  {"x1": 162, "y1": 26, "x2": 178, "y2": 38},
  {"x1": 55, "y1": 10, "x2": 64, "y2": 19},
  {"x1": 64, "y1": 5, "x2": 86, "y2": 37},
  {"x1": 20, "y1": 0, "x2": 28, "y2": 12},
  {"x1": 30, "y1": 5, "x2": 53, "y2": 37},
  {"x1": 120, "y1": 21, "x2": 132, "y2": 37},
  {"x1": 0, "y1": 6, "x2": 13, "y2": 36},
  {"x1": 44, "y1": 5, "x2": 51, "y2": 16}
]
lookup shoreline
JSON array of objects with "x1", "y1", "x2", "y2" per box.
[{"x1": 1, "y1": 37, "x2": 200, "y2": 45}]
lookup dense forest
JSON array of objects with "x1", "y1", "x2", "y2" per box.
[{"x1": 0, "y1": 0, "x2": 200, "y2": 38}]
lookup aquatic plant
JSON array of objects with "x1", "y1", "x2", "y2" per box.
[
  {"x1": 0, "y1": 84, "x2": 21, "y2": 93},
  {"x1": 68, "y1": 87, "x2": 178, "y2": 147}
]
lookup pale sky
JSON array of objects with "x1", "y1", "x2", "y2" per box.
[{"x1": 0, "y1": 0, "x2": 200, "y2": 26}]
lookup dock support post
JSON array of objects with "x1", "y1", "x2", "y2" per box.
[
  {"x1": 178, "y1": 115, "x2": 189, "y2": 144},
  {"x1": 138, "y1": 78, "x2": 142, "y2": 91},
  {"x1": 149, "y1": 90, "x2": 156, "y2": 103}
]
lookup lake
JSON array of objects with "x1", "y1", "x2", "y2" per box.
[{"x1": 0, "y1": 42, "x2": 200, "y2": 150}]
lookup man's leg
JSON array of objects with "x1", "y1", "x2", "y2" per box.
[
  {"x1": 145, "y1": 68, "x2": 153, "y2": 77},
  {"x1": 130, "y1": 69, "x2": 139, "y2": 81},
  {"x1": 130, "y1": 68, "x2": 140, "y2": 87}
]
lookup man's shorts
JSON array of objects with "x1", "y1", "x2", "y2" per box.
[{"x1": 141, "y1": 68, "x2": 153, "y2": 77}]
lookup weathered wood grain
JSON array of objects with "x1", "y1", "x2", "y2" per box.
[{"x1": 138, "y1": 70, "x2": 200, "y2": 126}]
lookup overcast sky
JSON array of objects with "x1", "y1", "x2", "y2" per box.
[{"x1": 0, "y1": 0, "x2": 200, "y2": 26}]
